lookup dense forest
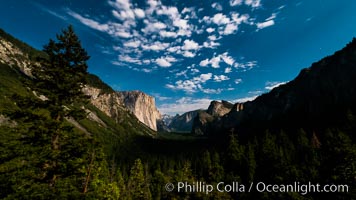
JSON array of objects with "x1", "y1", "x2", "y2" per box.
[{"x1": 0, "y1": 27, "x2": 355, "y2": 199}]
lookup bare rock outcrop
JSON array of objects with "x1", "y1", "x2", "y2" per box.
[
  {"x1": 0, "y1": 38, "x2": 32, "y2": 76},
  {"x1": 117, "y1": 91, "x2": 161, "y2": 131}
]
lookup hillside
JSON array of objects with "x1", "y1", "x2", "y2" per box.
[
  {"x1": 195, "y1": 38, "x2": 356, "y2": 137},
  {"x1": 0, "y1": 27, "x2": 155, "y2": 199}
]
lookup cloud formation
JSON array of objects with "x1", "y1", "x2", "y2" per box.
[
  {"x1": 158, "y1": 97, "x2": 212, "y2": 115},
  {"x1": 265, "y1": 81, "x2": 286, "y2": 90},
  {"x1": 66, "y1": 0, "x2": 282, "y2": 103}
]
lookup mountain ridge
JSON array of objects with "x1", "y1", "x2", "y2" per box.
[{"x1": 193, "y1": 38, "x2": 356, "y2": 136}]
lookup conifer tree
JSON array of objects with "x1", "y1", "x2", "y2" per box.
[
  {"x1": 128, "y1": 159, "x2": 151, "y2": 200},
  {"x1": 32, "y1": 25, "x2": 89, "y2": 121}
]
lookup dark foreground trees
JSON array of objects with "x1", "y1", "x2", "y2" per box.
[{"x1": 0, "y1": 26, "x2": 120, "y2": 199}]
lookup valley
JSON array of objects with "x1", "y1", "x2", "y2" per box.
[{"x1": 1, "y1": 25, "x2": 356, "y2": 199}]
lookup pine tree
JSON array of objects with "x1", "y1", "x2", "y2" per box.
[
  {"x1": 128, "y1": 159, "x2": 151, "y2": 200},
  {"x1": 201, "y1": 150, "x2": 212, "y2": 180},
  {"x1": 31, "y1": 25, "x2": 90, "y2": 188},
  {"x1": 32, "y1": 25, "x2": 89, "y2": 121}
]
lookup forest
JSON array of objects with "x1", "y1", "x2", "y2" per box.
[{"x1": 0, "y1": 26, "x2": 355, "y2": 199}]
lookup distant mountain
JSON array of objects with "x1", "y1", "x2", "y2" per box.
[
  {"x1": 192, "y1": 100, "x2": 235, "y2": 135},
  {"x1": 158, "y1": 100, "x2": 235, "y2": 134},
  {"x1": 195, "y1": 38, "x2": 356, "y2": 136},
  {"x1": 166, "y1": 110, "x2": 201, "y2": 133}
]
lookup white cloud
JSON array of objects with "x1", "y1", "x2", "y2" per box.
[
  {"x1": 134, "y1": 8, "x2": 145, "y2": 18},
  {"x1": 173, "y1": 18, "x2": 189, "y2": 29},
  {"x1": 245, "y1": 0, "x2": 261, "y2": 8},
  {"x1": 143, "y1": 59, "x2": 151, "y2": 64},
  {"x1": 35, "y1": 4, "x2": 68, "y2": 20},
  {"x1": 206, "y1": 28, "x2": 215, "y2": 33},
  {"x1": 210, "y1": 55, "x2": 221, "y2": 68},
  {"x1": 234, "y1": 61, "x2": 257, "y2": 70},
  {"x1": 156, "y1": 57, "x2": 173, "y2": 67},
  {"x1": 166, "y1": 80, "x2": 198, "y2": 93},
  {"x1": 167, "y1": 46, "x2": 181, "y2": 53},
  {"x1": 230, "y1": 0, "x2": 243, "y2": 6},
  {"x1": 202, "y1": 88, "x2": 223, "y2": 94},
  {"x1": 225, "y1": 67, "x2": 232, "y2": 73},
  {"x1": 223, "y1": 23, "x2": 238, "y2": 35},
  {"x1": 124, "y1": 40, "x2": 141, "y2": 48},
  {"x1": 191, "y1": 68, "x2": 200, "y2": 74},
  {"x1": 156, "y1": 5, "x2": 179, "y2": 19},
  {"x1": 109, "y1": 0, "x2": 131, "y2": 11},
  {"x1": 175, "y1": 70, "x2": 188, "y2": 77},
  {"x1": 142, "y1": 20, "x2": 168, "y2": 34},
  {"x1": 221, "y1": 52, "x2": 235, "y2": 65},
  {"x1": 69, "y1": 0, "x2": 269, "y2": 76},
  {"x1": 142, "y1": 68, "x2": 152, "y2": 73},
  {"x1": 256, "y1": 20, "x2": 275, "y2": 30},
  {"x1": 213, "y1": 75, "x2": 230, "y2": 82},
  {"x1": 159, "y1": 31, "x2": 177, "y2": 38},
  {"x1": 67, "y1": 11, "x2": 109, "y2": 32},
  {"x1": 112, "y1": 9, "x2": 135, "y2": 21},
  {"x1": 182, "y1": 51, "x2": 195, "y2": 58},
  {"x1": 200, "y1": 52, "x2": 235, "y2": 68},
  {"x1": 234, "y1": 95, "x2": 258, "y2": 103},
  {"x1": 194, "y1": 73, "x2": 212, "y2": 83},
  {"x1": 166, "y1": 73, "x2": 212, "y2": 93},
  {"x1": 199, "y1": 59, "x2": 209, "y2": 67},
  {"x1": 165, "y1": 56, "x2": 177, "y2": 62},
  {"x1": 265, "y1": 81, "x2": 286, "y2": 90},
  {"x1": 142, "y1": 42, "x2": 169, "y2": 51},
  {"x1": 203, "y1": 41, "x2": 220, "y2": 49},
  {"x1": 158, "y1": 97, "x2": 212, "y2": 115},
  {"x1": 208, "y1": 35, "x2": 218, "y2": 41},
  {"x1": 114, "y1": 31, "x2": 132, "y2": 38},
  {"x1": 153, "y1": 22, "x2": 167, "y2": 29},
  {"x1": 119, "y1": 55, "x2": 141, "y2": 64},
  {"x1": 152, "y1": 93, "x2": 172, "y2": 101},
  {"x1": 234, "y1": 78, "x2": 242, "y2": 84},
  {"x1": 248, "y1": 90, "x2": 263, "y2": 95},
  {"x1": 231, "y1": 13, "x2": 249, "y2": 24},
  {"x1": 212, "y1": 2, "x2": 223, "y2": 11},
  {"x1": 266, "y1": 13, "x2": 277, "y2": 21},
  {"x1": 212, "y1": 13, "x2": 230, "y2": 25},
  {"x1": 230, "y1": 0, "x2": 261, "y2": 8},
  {"x1": 182, "y1": 39, "x2": 200, "y2": 50}
]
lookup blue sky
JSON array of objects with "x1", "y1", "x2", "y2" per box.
[{"x1": 1, "y1": 0, "x2": 356, "y2": 115}]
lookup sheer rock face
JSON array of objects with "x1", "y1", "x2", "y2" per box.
[
  {"x1": 117, "y1": 91, "x2": 162, "y2": 131},
  {"x1": 167, "y1": 110, "x2": 201, "y2": 133},
  {"x1": 0, "y1": 38, "x2": 32, "y2": 76},
  {"x1": 82, "y1": 86, "x2": 126, "y2": 123},
  {"x1": 207, "y1": 100, "x2": 234, "y2": 117},
  {"x1": 192, "y1": 100, "x2": 234, "y2": 135}
]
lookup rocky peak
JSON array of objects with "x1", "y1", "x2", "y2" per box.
[
  {"x1": 117, "y1": 91, "x2": 161, "y2": 131},
  {"x1": 167, "y1": 110, "x2": 201, "y2": 132},
  {"x1": 82, "y1": 85, "x2": 126, "y2": 123},
  {"x1": 207, "y1": 100, "x2": 234, "y2": 117}
]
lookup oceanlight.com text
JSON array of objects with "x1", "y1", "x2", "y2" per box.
[{"x1": 166, "y1": 181, "x2": 349, "y2": 195}]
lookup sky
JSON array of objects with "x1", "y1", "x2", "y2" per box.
[{"x1": 1, "y1": 0, "x2": 356, "y2": 115}]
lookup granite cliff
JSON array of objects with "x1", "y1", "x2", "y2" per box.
[
  {"x1": 117, "y1": 91, "x2": 161, "y2": 131},
  {"x1": 166, "y1": 110, "x2": 201, "y2": 133},
  {"x1": 192, "y1": 100, "x2": 235, "y2": 135}
]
